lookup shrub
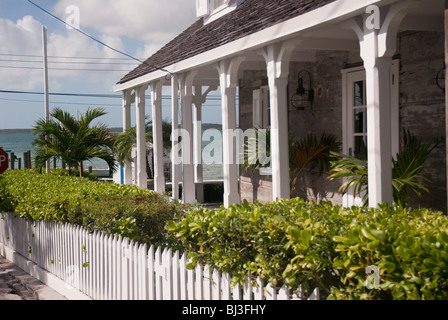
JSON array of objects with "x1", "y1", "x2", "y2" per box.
[
  {"x1": 0, "y1": 170, "x2": 189, "y2": 247},
  {"x1": 166, "y1": 198, "x2": 448, "y2": 300},
  {"x1": 331, "y1": 206, "x2": 448, "y2": 300},
  {"x1": 49, "y1": 168, "x2": 99, "y2": 181}
]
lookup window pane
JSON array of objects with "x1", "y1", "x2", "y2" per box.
[
  {"x1": 354, "y1": 108, "x2": 364, "y2": 134},
  {"x1": 354, "y1": 81, "x2": 364, "y2": 106},
  {"x1": 355, "y1": 136, "x2": 367, "y2": 160},
  {"x1": 214, "y1": 0, "x2": 225, "y2": 8}
]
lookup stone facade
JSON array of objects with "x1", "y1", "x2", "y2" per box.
[
  {"x1": 238, "y1": 30, "x2": 447, "y2": 212},
  {"x1": 398, "y1": 31, "x2": 446, "y2": 211}
]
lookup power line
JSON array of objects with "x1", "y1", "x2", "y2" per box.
[
  {"x1": 0, "y1": 59, "x2": 139, "y2": 66},
  {"x1": 0, "y1": 90, "x2": 224, "y2": 101},
  {"x1": 0, "y1": 53, "x2": 145, "y2": 61},
  {"x1": 0, "y1": 90, "x2": 122, "y2": 99},
  {"x1": 0, "y1": 65, "x2": 132, "y2": 72},
  {"x1": 26, "y1": 0, "x2": 171, "y2": 77},
  {"x1": 0, "y1": 97, "x2": 122, "y2": 107}
]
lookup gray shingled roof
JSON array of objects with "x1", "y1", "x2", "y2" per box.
[{"x1": 118, "y1": 0, "x2": 336, "y2": 84}]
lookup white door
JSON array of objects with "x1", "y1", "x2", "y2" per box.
[{"x1": 342, "y1": 68, "x2": 367, "y2": 207}]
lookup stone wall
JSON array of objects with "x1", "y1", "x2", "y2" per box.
[{"x1": 398, "y1": 31, "x2": 446, "y2": 211}]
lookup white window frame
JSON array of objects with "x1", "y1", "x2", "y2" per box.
[
  {"x1": 203, "y1": 0, "x2": 236, "y2": 24},
  {"x1": 253, "y1": 86, "x2": 270, "y2": 129}
]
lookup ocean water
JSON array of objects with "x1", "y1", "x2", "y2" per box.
[
  {"x1": 0, "y1": 131, "x2": 117, "y2": 170},
  {"x1": 0, "y1": 131, "x2": 224, "y2": 179}
]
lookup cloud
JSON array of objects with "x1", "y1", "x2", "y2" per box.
[
  {"x1": 53, "y1": 0, "x2": 196, "y2": 48},
  {"x1": 0, "y1": 1, "x2": 196, "y2": 92},
  {"x1": 0, "y1": 15, "x2": 139, "y2": 91},
  {"x1": 0, "y1": 16, "x2": 43, "y2": 90}
]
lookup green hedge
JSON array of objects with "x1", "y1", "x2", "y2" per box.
[
  {"x1": 166, "y1": 198, "x2": 448, "y2": 300},
  {"x1": 0, "y1": 170, "x2": 188, "y2": 247}
]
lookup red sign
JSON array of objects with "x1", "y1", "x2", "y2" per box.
[{"x1": 0, "y1": 148, "x2": 8, "y2": 174}]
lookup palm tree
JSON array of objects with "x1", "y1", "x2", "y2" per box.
[
  {"x1": 115, "y1": 119, "x2": 173, "y2": 178},
  {"x1": 32, "y1": 107, "x2": 118, "y2": 177},
  {"x1": 290, "y1": 133, "x2": 341, "y2": 195},
  {"x1": 329, "y1": 130, "x2": 443, "y2": 207}
]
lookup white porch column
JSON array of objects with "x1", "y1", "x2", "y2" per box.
[
  {"x1": 122, "y1": 89, "x2": 133, "y2": 185},
  {"x1": 135, "y1": 84, "x2": 148, "y2": 190},
  {"x1": 346, "y1": 1, "x2": 418, "y2": 207},
  {"x1": 217, "y1": 58, "x2": 244, "y2": 208},
  {"x1": 179, "y1": 71, "x2": 197, "y2": 204},
  {"x1": 151, "y1": 80, "x2": 165, "y2": 194},
  {"x1": 193, "y1": 85, "x2": 218, "y2": 203},
  {"x1": 171, "y1": 74, "x2": 180, "y2": 200},
  {"x1": 261, "y1": 42, "x2": 295, "y2": 201},
  {"x1": 193, "y1": 85, "x2": 205, "y2": 203}
]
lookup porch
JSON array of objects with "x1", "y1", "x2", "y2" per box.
[{"x1": 113, "y1": 0, "x2": 447, "y2": 211}]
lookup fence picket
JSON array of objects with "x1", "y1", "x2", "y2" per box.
[
  {"x1": 163, "y1": 248, "x2": 173, "y2": 300},
  {"x1": 195, "y1": 264, "x2": 203, "y2": 300},
  {"x1": 179, "y1": 253, "x2": 188, "y2": 300},
  {"x1": 278, "y1": 285, "x2": 290, "y2": 300},
  {"x1": 172, "y1": 250, "x2": 180, "y2": 300},
  {"x1": 0, "y1": 213, "x2": 321, "y2": 301},
  {"x1": 147, "y1": 245, "x2": 155, "y2": 300},
  {"x1": 221, "y1": 273, "x2": 231, "y2": 300},
  {"x1": 138, "y1": 243, "x2": 148, "y2": 300},
  {"x1": 211, "y1": 269, "x2": 221, "y2": 300}
]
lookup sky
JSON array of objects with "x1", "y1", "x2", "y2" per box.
[{"x1": 0, "y1": 0, "x2": 223, "y2": 130}]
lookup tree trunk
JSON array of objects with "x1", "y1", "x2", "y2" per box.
[{"x1": 79, "y1": 161, "x2": 83, "y2": 177}]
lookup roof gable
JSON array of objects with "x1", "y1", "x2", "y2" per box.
[{"x1": 118, "y1": 0, "x2": 336, "y2": 84}]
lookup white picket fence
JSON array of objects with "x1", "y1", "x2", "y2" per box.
[{"x1": 0, "y1": 212, "x2": 320, "y2": 300}]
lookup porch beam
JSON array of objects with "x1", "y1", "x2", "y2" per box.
[
  {"x1": 217, "y1": 57, "x2": 244, "y2": 208},
  {"x1": 135, "y1": 84, "x2": 149, "y2": 190},
  {"x1": 261, "y1": 41, "x2": 296, "y2": 201},
  {"x1": 151, "y1": 80, "x2": 165, "y2": 194}
]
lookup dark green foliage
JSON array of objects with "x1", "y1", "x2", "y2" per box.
[
  {"x1": 0, "y1": 170, "x2": 188, "y2": 247},
  {"x1": 167, "y1": 198, "x2": 448, "y2": 300},
  {"x1": 329, "y1": 130, "x2": 443, "y2": 207},
  {"x1": 290, "y1": 133, "x2": 341, "y2": 195}
]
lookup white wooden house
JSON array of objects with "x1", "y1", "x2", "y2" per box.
[{"x1": 114, "y1": 0, "x2": 447, "y2": 211}]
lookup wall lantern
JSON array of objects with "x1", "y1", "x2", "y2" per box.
[
  {"x1": 291, "y1": 70, "x2": 314, "y2": 110},
  {"x1": 435, "y1": 64, "x2": 445, "y2": 93}
]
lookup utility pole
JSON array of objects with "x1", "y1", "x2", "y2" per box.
[{"x1": 42, "y1": 26, "x2": 50, "y2": 174}]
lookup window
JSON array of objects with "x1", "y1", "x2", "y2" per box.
[
  {"x1": 253, "y1": 86, "x2": 270, "y2": 129},
  {"x1": 212, "y1": 0, "x2": 226, "y2": 10},
  {"x1": 200, "y1": 0, "x2": 236, "y2": 24}
]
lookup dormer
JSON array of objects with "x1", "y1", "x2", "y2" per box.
[{"x1": 196, "y1": 0, "x2": 245, "y2": 24}]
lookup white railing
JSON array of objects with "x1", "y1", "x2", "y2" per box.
[{"x1": 0, "y1": 212, "x2": 320, "y2": 300}]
